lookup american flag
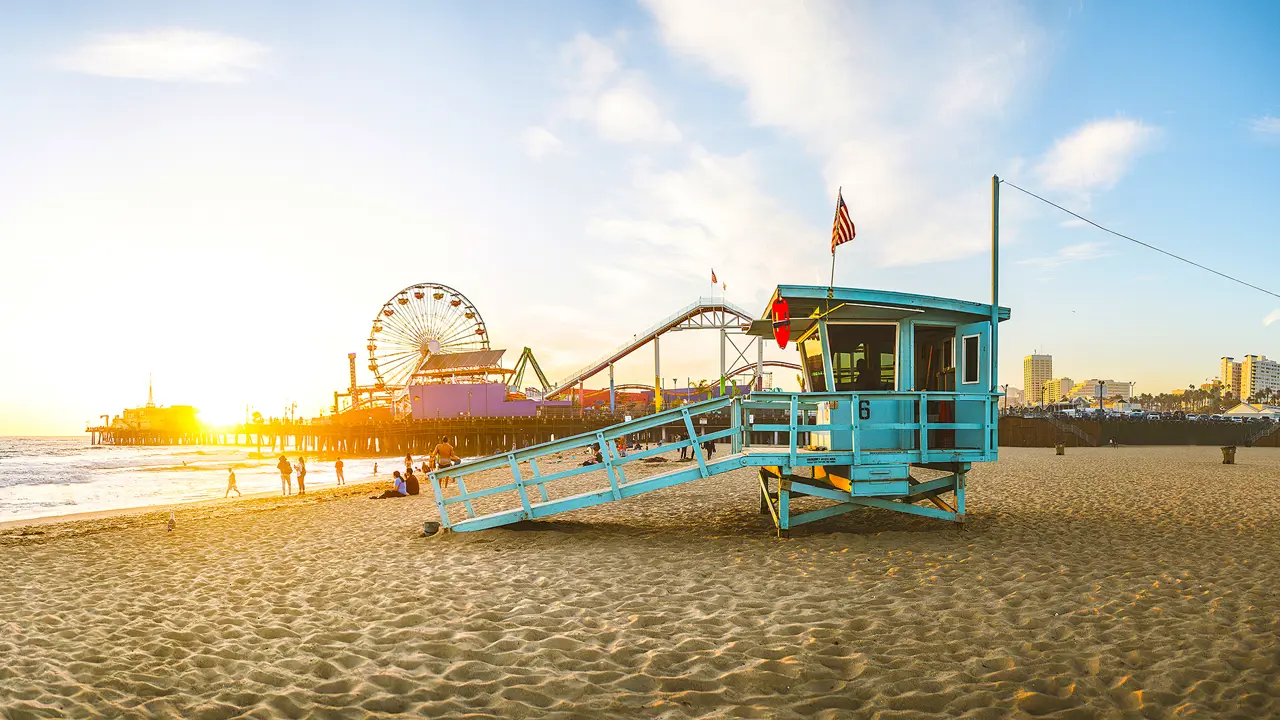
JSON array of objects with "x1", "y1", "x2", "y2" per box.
[{"x1": 831, "y1": 188, "x2": 855, "y2": 253}]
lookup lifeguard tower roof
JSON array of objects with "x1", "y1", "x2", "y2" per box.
[{"x1": 746, "y1": 285, "x2": 1010, "y2": 339}]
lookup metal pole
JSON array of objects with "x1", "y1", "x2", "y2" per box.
[
  {"x1": 609, "y1": 363, "x2": 615, "y2": 413},
  {"x1": 653, "y1": 336, "x2": 661, "y2": 413},
  {"x1": 756, "y1": 337, "x2": 764, "y2": 391},
  {"x1": 719, "y1": 328, "x2": 727, "y2": 397},
  {"x1": 991, "y1": 175, "x2": 1000, "y2": 453},
  {"x1": 991, "y1": 174, "x2": 999, "y2": 393}
]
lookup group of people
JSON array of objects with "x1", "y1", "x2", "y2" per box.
[
  {"x1": 672, "y1": 433, "x2": 716, "y2": 461},
  {"x1": 217, "y1": 436, "x2": 465, "y2": 502},
  {"x1": 373, "y1": 436, "x2": 461, "y2": 500},
  {"x1": 274, "y1": 455, "x2": 327, "y2": 496}
]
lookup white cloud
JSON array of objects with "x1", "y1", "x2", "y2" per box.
[
  {"x1": 559, "y1": 33, "x2": 620, "y2": 91},
  {"x1": 1249, "y1": 116, "x2": 1280, "y2": 137},
  {"x1": 521, "y1": 126, "x2": 563, "y2": 158},
  {"x1": 57, "y1": 29, "x2": 268, "y2": 83},
  {"x1": 593, "y1": 81, "x2": 682, "y2": 143},
  {"x1": 1034, "y1": 118, "x2": 1158, "y2": 195},
  {"x1": 643, "y1": 0, "x2": 1043, "y2": 267},
  {"x1": 587, "y1": 145, "x2": 820, "y2": 299},
  {"x1": 1264, "y1": 309, "x2": 1280, "y2": 327},
  {"x1": 1017, "y1": 241, "x2": 1112, "y2": 269},
  {"x1": 553, "y1": 33, "x2": 681, "y2": 145}
]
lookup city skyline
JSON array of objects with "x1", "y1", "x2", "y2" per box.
[{"x1": 2, "y1": 1, "x2": 1278, "y2": 434}]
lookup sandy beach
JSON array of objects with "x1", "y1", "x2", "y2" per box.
[{"x1": 2, "y1": 445, "x2": 1278, "y2": 718}]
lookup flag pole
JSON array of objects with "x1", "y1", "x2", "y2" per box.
[{"x1": 828, "y1": 186, "x2": 840, "y2": 299}]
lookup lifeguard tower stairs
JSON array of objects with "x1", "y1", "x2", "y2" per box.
[{"x1": 427, "y1": 285, "x2": 1008, "y2": 537}]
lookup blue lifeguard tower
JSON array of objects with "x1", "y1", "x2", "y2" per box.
[{"x1": 424, "y1": 283, "x2": 1008, "y2": 537}]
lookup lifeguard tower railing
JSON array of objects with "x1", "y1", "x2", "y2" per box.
[{"x1": 426, "y1": 390, "x2": 999, "y2": 535}]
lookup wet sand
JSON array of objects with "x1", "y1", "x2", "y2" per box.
[{"x1": 2, "y1": 446, "x2": 1278, "y2": 718}]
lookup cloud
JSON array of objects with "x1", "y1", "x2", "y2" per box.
[
  {"x1": 593, "y1": 81, "x2": 682, "y2": 143},
  {"x1": 642, "y1": 0, "x2": 1044, "y2": 267},
  {"x1": 1249, "y1": 116, "x2": 1280, "y2": 137},
  {"x1": 1034, "y1": 118, "x2": 1158, "y2": 195},
  {"x1": 587, "y1": 145, "x2": 821, "y2": 299},
  {"x1": 521, "y1": 126, "x2": 564, "y2": 158},
  {"x1": 1017, "y1": 241, "x2": 1112, "y2": 269},
  {"x1": 1264, "y1": 309, "x2": 1280, "y2": 327},
  {"x1": 551, "y1": 33, "x2": 680, "y2": 145},
  {"x1": 57, "y1": 29, "x2": 268, "y2": 83},
  {"x1": 559, "y1": 33, "x2": 620, "y2": 91}
]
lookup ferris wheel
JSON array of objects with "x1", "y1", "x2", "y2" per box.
[{"x1": 366, "y1": 283, "x2": 490, "y2": 388}]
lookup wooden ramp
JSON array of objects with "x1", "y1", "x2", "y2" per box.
[{"x1": 426, "y1": 393, "x2": 974, "y2": 536}]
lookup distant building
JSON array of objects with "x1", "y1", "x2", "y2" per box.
[
  {"x1": 109, "y1": 378, "x2": 200, "y2": 433},
  {"x1": 1042, "y1": 377, "x2": 1074, "y2": 404},
  {"x1": 1223, "y1": 402, "x2": 1280, "y2": 419},
  {"x1": 1067, "y1": 379, "x2": 1134, "y2": 402},
  {"x1": 1220, "y1": 357, "x2": 1242, "y2": 399},
  {"x1": 1023, "y1": 355, "x2": 1052, "y2": 406},
  {"x1": 1241, "y1": 355, "x2": 1280, "y2": 402}
]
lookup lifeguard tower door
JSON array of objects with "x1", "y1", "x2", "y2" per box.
[{"x1": 954, "y1": 320, "x2": 990, "y2": 451}]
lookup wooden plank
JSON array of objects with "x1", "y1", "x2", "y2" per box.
[
  {"x1": 681, "y1": 409, "x2": 710, "y2": 479},
  {"x1": 529, "y1": 458, "x2": 549, "y2": 502},
  {"x1": 790, "y1": 502, "x2": 864, "y2": 527},
  {"x1": 508, "y1": 454, "x2": 531, "y2": 520}
]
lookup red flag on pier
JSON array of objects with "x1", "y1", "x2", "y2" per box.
[
  {"x1": 831, "y1": 189, "x2": 855, "y2": 253},
  {"x1": 710, "y1": 268, "x2": 717, "y2": 284}
]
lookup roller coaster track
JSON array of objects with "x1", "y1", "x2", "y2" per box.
[{"x1": 546, "y1": 297, "x2": 755, "y2": 399}]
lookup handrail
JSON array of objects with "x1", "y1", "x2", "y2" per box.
[
  {"x1": 1245, "y1": 419, "x2": 1280, "y2": 447},
  {"x1": 427, "y1": 388, "x2": 1001, "y2": 531}
]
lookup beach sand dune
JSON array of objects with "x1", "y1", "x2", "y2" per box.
[{"x1": 2, "y1": 446, "x2": 1278, "y2": 718}]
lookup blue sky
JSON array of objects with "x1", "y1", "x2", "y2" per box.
[{"x1": 1, "y1": 1, "x2": 1277, "y2": 433}]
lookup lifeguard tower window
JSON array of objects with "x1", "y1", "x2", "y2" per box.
[
  {"x1": 829, "y1": 324, "x2": 896, "y2": 391},
  {"x1": 800, "y1": 335, "x2": 826, "y2": 392},
  {"x1": 962, "y1": 335, "x2": 980, "y2": 384}
]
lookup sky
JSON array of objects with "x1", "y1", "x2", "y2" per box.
[{"x1": 1, "y1": 1, "x2": 1278, "y2": 434}]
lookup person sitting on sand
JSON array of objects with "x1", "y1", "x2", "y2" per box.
[
  {"x1": 277, "y1": 455, "x2": 292, "y2": 496},
  {"x1": 225, "y1": 468, "x2": 241, "y2": 498},
  {"x1": 334, "y1": 457, "x2": 345, "y2": 485},
  {"x1": 404, "y1": 468, "x2": 420, "y2": 496},
  {"x1": 581, "y1": 443, "x2": 605, "y2": 466},
  {"x1": 370, "y1": 471, "x2": 408, "y2": 500}
]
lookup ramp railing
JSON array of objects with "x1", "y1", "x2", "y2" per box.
[
  {"x1": 1045, "y1": 414, "x2": 1099, "y2": 446},
  {"x1": 1245, "y1": 419, "x2": 1280, "y2": 447},
  {"x1": 429, "y1": 395, "x2": 742, "y2": 531}
]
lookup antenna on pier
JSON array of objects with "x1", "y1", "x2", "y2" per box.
[{"x1": 147, "y1": 373, "x2": 155, "y2": 408}]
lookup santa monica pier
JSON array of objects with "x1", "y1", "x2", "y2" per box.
[{"x1": 87, "y1": 281, "x2": 795, "y2": 458}]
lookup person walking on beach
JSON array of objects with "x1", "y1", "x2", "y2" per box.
[
  {"x1": 433, "y1": 436, "x2": 459, "y2": 469},
  {"x1": 277, "y1": 455, "x2": 292, "y2": 496},
  {"x1": 679, "y1": 433, "x2": 688, "y2": 461},
  {"x1": 295, "y1": 457, "x2": 307, "y2": 495},
  {"x1": 432, "y1": 436, "x2": 460, "y2": 488},
  {"x1": 404, "y1": 453, "x2": 413, "y2": 475},
  {"x1": 334, "y1": 457, "x2": 345, "y2": 485},
  {"x1": 224, "y1": 468, "x2": 241, "y2": 498}
]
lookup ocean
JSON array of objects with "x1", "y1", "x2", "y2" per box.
[{"x1": 0, "y1": 437, "x2": 399, "y2": 523}]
